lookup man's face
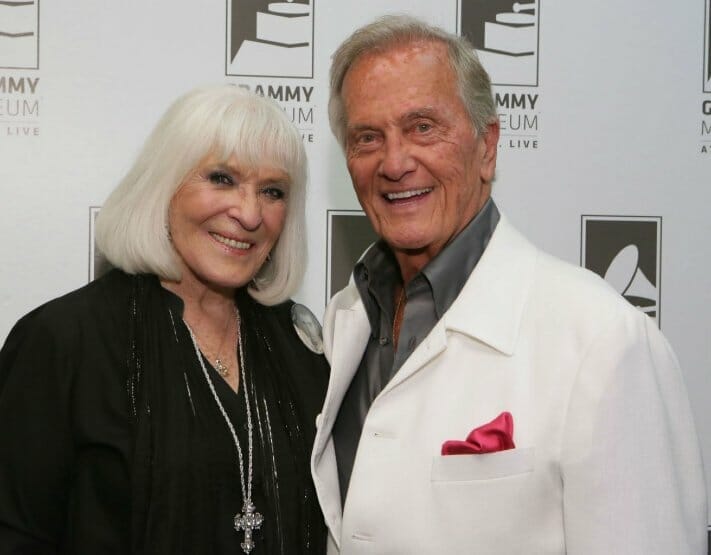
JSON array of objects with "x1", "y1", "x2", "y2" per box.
[{"x1": 341, "y1": 41, "x2": 499, "y2": 274}]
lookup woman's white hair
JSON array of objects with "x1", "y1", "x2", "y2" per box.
[
  {"x1": 328, "y1": 14, "x2": 497, "y2": 148},
  {"x1": 95, "y1": 84, "x2": 307, "y2": 306}
]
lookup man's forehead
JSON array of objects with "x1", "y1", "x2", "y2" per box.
[
  {"x1": 346, "y1": 39, "x2": 449, "y2": 79},
  {"x1": 341, "y1": 41, "x2": 460, "y2": 125}
]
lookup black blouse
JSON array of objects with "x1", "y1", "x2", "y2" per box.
[{"x1": 0, "y1": 270, "x2": 328, "y2": 554}]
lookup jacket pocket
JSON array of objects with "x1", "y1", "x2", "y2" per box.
[{"x1": 431, "y1": 447, "x2": 535, "y2": 482}]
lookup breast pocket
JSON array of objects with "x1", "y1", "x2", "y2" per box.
[{"x1": 430, "y1": 447, "x2": 535, "y2": 482}]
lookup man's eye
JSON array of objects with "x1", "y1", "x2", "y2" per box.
[
  {"x1": 416, "y1": 123, "x2": 432, "y2": 133},
  {"x1": 358, "y1": 133, "x2": 376, "y2": 144},
  {"x1": 208, "y1": 171, "x2": 234, "y2": 186}
]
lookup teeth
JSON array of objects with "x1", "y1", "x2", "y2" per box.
[
  {"x1": 386, "y1": 188, "x2": 432, "y2": 200},
  {"x1": 211, "y1": 233, "x2": 252, "y2": 250}
]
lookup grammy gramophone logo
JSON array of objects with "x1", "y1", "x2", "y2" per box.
[
  {"x1": 581, "y1": 216, "x2": 662, "y2": 325},
  {"x1": 457, "y1": 0, "x2": 539, "y2": 86},
  {"x1": 0, "y1": 0, "x2": 39, "y2": 69},
  {"x1": 326, "y1": 210, "x2": 378, "y2": 301},
  {"x1": 704, "y1": 0, "x2": 711, "y2": 92},
  {"x1": 226, "y1": 0, "x2": 314, "y2": 78}
]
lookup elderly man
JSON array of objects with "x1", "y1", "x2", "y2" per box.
[{"x1": 311, "y1": 14, "x2": 707, "y2": 554}]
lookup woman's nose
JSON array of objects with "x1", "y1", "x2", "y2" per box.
[{"x1": 227, "y1": 190, "x2": 262, "y2": 231}]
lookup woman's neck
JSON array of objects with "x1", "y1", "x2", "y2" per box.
[{"x1": 160, "y1": 274, "x2": 236, "y2": 323}]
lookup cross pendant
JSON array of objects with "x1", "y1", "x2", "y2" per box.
[{"x1": 234, "y1": 501, "x2": 264, "y2": 553}]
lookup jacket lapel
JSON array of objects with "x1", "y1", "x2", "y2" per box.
[
  {"x1": 443, "y1": 215, "x2": 535, "y2": 354},
  {"x1": 318, "y1": 303, "x2": 371, "y2": 440},
  {"x1": 311, "y1": 300, "x2": 371, "y2": 546},
  {"x1": 381, "y1": 215, "x2": 536, "y2": 393}
]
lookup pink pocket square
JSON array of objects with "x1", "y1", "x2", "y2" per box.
[{"x1": 441, "y1": 412, "x2": 515, "y2": 455}]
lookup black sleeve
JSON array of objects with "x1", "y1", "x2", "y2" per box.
[{"x1": 0, "y1": 309, "x2": 74, "y2": 554}]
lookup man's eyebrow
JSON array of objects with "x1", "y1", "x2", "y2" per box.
[
  {"x1": 346, "y1": 123, "x2": 378, "y2": 135},
  {"x1": 347, "y1": 123, "x2": 376, "y2": 130},
  {"x1": 401, "y1": 108, "x2": 437, "y2": 122},
  {"x1": 346, "y1": 108, "x2": 438, "y2": 130}
]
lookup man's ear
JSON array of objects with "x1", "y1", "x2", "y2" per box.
[{"x1": 480, "y1": 120, "x2": 500, "y2": 183}]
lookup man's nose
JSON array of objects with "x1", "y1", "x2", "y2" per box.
[
  {"x1": 227, "y1": 189, "x2": 263, "y2": 231},
  {"x1": 379, "y1": 136, "x2": 416, "y2": 181}
]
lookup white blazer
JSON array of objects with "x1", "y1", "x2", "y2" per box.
[{"x1": 311, "y1": 215, "x2": 707, "y2": 554}]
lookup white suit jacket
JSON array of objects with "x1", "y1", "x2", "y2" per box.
[{"x1": 311, "y1": 215, "x2": 707, "y2": 554}]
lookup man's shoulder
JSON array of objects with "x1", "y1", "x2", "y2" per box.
[
  {"x1": 535, "y1": 245, "x2": 636, "y2": 317},
  {"x1": 489, "y1": 216, "x2": 641, "y2": 322}
]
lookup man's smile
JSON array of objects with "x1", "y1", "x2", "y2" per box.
[{"x1": 384, "y1": 187, "x2": 433, "y2": 201}]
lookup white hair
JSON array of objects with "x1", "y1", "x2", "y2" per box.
[
  {"x1": 328, "y1": 14, "x2": 497, "y2": 148},
  {"x1": 95, "y1": 84, "x2": 307, "y2": 305}
]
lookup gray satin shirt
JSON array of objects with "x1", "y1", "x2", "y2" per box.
[{"x1": 332, "y1": 199, "x2": 500, "y2": 504}]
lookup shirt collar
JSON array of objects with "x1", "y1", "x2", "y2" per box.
[
  {"x1": 354, "y1": 198, "x2": 500, "y2": 332},
  {"x1": 424, "y1": 198, "x2": 499, "y2": 319}
]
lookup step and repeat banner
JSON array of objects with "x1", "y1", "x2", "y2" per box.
[{"x1": 1, "y1": 0, "x2": 710, "y2": 529}]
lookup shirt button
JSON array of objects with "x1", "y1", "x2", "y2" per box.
[{"x1": 379, "y1": 337, "x2": 389, "y2": 345}]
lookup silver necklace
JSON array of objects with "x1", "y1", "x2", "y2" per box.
[{"x1": 184, "y1": 309, "x2": 264, "y2": 553}]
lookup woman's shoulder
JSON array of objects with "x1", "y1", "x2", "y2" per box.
[
  {"x1": 20, "y1": 270, "x2": 134, "y2": 328},
  {"x1": 4, "y1": 269, "x2": 139, "y2": 358},
  {"x1": 0, "y1": 270, "x2": 143, "y2": 398}
]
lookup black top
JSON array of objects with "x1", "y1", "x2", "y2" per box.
[
  {"x1": 332, "y1": 199, "x2": 499, "y2": 503},
  {"x1": 0, "y1": 270, "x2": 328, "y2": 554}
]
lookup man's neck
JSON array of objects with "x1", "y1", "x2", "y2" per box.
[{"x1": 391, "y1": 192, "x2": 492, "y2": 284}]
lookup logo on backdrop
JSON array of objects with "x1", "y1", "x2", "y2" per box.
[
  {"x1": 0, "y1": 0, "x2": 40, "y2": 137},
  {"x1": 226, "y1": 0, "x2": 314, "y2": 78},
  {"x1": 704, "y1": 0, "x2": 710, "y2": 92},
  {"x1": 0, "y1": 0, "x2": 38, "y2": 70},
  {"x1": 458, "y1": 0, "x2": 541, "y2": 151},
  {"x1": 458, "y1": 0, "x2": 539, "y2": 87},
  {"x1": 326, "y1": 211, "x2": 378, "y2": 302},
  {"x1": 702, "y1": 0, "x2": 711, "y2": 153},
  {"x1": 581, "y1": 216, "x2": 662, "y2": 326},
  {"x1": 226, "y1": 1, "x2": 316, "y2": 143}
]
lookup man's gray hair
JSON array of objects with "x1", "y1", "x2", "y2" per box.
[
  {"x1": 96, "y1": 84, "x2": 308, "y2": 306},
  {"x1": 328, "y1": 14, "x2": 497, "y2": 148}
]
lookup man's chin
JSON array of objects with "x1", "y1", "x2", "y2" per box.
[{"x1": 385, "y1": 238, "x2": 431, "y2": 256}]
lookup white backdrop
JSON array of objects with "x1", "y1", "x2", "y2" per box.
[{"x1": 1, "y1": 0, "x2": 710, "y2": 532}]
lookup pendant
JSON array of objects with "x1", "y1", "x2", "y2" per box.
[
  {"x1": 215, "y1": 358, "x2": 229, "y2": 377},
  {"x1": 234, "y1": 501, "x2": 264, "y2": 553},
  {"x1": 291, "y1": 303, "x2": 324, "y2": 354}
]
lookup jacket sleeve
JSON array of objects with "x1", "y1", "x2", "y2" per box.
[
  {"x1": 0, "y1": 310, "x2": 74, "y2": 554},
  {"x1": 560, "y1": 311, "x2": 707, "y2": 554}
]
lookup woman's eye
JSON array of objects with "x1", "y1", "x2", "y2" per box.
[
  {"x1": 263, "y1": 187, "x2": 286, "y2": 200},
  {"x1": 208, "y1": 171, "x2": 234, "y2": 186}
]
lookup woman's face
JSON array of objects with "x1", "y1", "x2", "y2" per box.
[{"x1": 168, "y1": 153, "x2": 290, "y2": 292}]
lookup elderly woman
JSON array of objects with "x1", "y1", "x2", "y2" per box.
[{"x1": 0, "y1": 85, "x2": 327, "y2": 554}]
